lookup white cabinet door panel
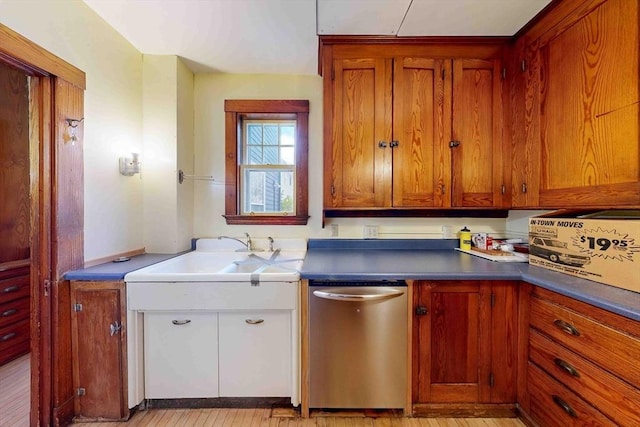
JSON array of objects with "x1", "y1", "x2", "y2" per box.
[
  {"x1": 219, "y1": 311, "x2": 291, "y2": 397},
  {"x1": 144, "y1": 312, "x2": 218, "y2": 398}
]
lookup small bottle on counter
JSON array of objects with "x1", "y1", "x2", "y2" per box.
[{"x1": 459, "y1": 226, "x2": 471, "y2": 250}]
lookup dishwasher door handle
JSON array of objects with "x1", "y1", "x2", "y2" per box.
[{"x1": 313, "y1": 289, "x2": 404, "y2": 302}]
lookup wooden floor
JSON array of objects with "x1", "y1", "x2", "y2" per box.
[
  {"x1": 0, "y1": 353, "x2": 30, "y2": 427},
  {"x1": 0, "y1": 355, "x2": 524, "y2": 427},
  {"x1": 70, "y1": 408, "x2": 526, "y2": 427}
]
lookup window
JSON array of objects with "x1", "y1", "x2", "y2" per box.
[{"x1": 224, "y1": 100, "x2": 309, "y2": 225}]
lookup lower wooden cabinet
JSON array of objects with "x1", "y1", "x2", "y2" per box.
[
  {"x1": 0, "y1": 267, "x2": 30, "y2": 366},
  {"x1": 144, "y1": 311, "x2": 219, "y2": 399},
  {"x1": 70, "y1": 281, "x2": 128, "y2": 421},
  {"x1": 521, "y1": 285, "x2": 640, "y2": 426},
  {"x1": 413, "y1": 280, "x2": 518, "y2": 408}
]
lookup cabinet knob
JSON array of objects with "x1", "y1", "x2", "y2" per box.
[
  {"x1": 389, "y1": 140, "x2": 399, "y2": 148},
  {"x1": 415, "y1": 305, "x2": 428, "y2": 316},
  {"x1": 522, "y1": 183, "x2": 528, "y2": 194},
  {"x1": 449, "y1": 140, "x2": 460, "y2": 148},
  {"x1": 378, "y1": 141, "x2": 387, "y2": 148}
]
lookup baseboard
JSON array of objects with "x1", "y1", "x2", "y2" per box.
[{"x1": 412, "y1": 403, "x2": 518, "y2": 418}]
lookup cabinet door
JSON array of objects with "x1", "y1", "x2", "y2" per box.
[
  {"x1": 414, "y1": 281, "x2": 491, "y2": 403},
  {"x1": 144, "y1": 312, "x2": 218, "y2": 399},
  {"x1": 451, "y1": 59, "x2": 504, "y2": 207},
  {"x1": 218, "y1": 311, "x2": 291, "y2": 397},
  {"x1": 507, "y1": 38, "x2": 541, "y2": 208},
  {"x1": 527, "y1": 0, "x2": 639, "y2": 207},
  {"x1": 70, "y1": 281, "x2": 127, "y2": 420},
  {"x1": 392, "y1": 58, "x2": 450, "y2": 207},
  {"x1": 327, "y1": 58, "x2": 392, "y2": 208}
]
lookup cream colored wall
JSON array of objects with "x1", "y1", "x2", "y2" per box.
[
  {"x1": 177, "y1": 59, "x2": 195, "y2": 250},
  {"x1": 193, "y1": 73, "x2": 508, "y2": 241},
  {"x1": 0, "y1": 0, "x2": 144, "y2": 262},
  {"x1": 143, "y1": 55, "x2": 195, "y2": 253}
]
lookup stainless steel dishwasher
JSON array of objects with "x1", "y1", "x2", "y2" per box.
[{"x1": 308, "y1": 280, "x2": 407, "y2": 409}]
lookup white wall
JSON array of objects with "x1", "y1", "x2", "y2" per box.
[
  {"x1": 0, "y1": 0, "x2": 144, "y2": 262},
  {"x1": 193, "y1": 73, "x2": 508, "y2": 241}
]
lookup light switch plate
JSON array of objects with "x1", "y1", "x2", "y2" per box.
[{"x1": 331, "y1": 224, "x2": 339, "y2": 237}]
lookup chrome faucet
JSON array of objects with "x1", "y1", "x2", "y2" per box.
[
  {"x1": 217, "y1": 232, "x2": 254, "y2": 252},
  {"x1": 244, "y1": 232, "x2": 253, "y2": 252},
  {"x1": 268, "y1": 236, "x2": 274, "y2": 252}
]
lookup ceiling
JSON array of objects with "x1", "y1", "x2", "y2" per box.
[{"x1": 83, "y1": 0, "x2": 552, "y2": 75}]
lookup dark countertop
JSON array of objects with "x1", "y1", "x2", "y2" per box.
[
  {"x1": 301, "y1": 239, "x2": 640, "y2": 321},
  {"x1": 64, "y1": 253, "x2": 183, "y2": 281}
]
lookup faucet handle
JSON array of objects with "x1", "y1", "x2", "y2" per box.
[{"x1": 268, "y1": 236, "x2": 274, "y2": 252}]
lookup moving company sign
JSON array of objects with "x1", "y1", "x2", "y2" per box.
[{"x1": 529, "y1": 211, "x2": 640, "y2": 293}]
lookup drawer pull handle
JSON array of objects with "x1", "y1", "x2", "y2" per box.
[
  {"x1": 554, "y1": 358, "x2": 580, "y2": 378},
  {"x1": 552, "y1": 395, "x2": 577, "y2": 418},
  {"x1": 553, "y1": 319, "x2": 580, "y2": 336},
  {"x1": 245, "y1": 319, "x2": 264, "y2": 325},
  {"x1": 2, "y1": 285, "x2": 19, "y2": 293},
  {"x1": 1, "y1": 332, "x2": 17, "y2": 342},
  {"x1": 171, "y1": 320, "x2": 191, "y2": 326},
  {"x1": 1, "y1": 309, "x2": 18, "y2": 317}
]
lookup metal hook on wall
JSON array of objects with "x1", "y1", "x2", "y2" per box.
[
  {"x1": 65, "y1": 117, "x2": 84, "y2": 145},
  {"x1": 178, "y1": 169, "x2": 218, "y2": 184}
]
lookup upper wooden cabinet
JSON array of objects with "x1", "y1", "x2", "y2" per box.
[
  {"x1": 509, "y1": 0, "x2": 639, "y2": 208},
  {"x1": 321, "y1": 40, "x2": 507, "y2": 213}
]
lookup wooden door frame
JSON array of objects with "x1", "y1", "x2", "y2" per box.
[{"x1": 1, "y1": 24, "x2": 86, "y2": 427}]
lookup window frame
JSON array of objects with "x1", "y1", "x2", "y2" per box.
[{"x1": 224, "y1": 99, "x2": 309, "y2": 225}]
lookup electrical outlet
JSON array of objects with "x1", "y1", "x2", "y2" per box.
[
  {"x1": 364, "y1": 225, "x2": 379, "y2": 239},
  {"x1": 442, "y1": 225, "x2": 453, "y2": 238},
  {"x1": 330, "y1": 223, "x2": 339, "y2": 237}
]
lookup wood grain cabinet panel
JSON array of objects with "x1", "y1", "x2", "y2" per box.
[
  {"x1": 519, "y1": 0, "x2": 640, "y2": 208},
  {"x1": 329, "y1": 58, "x2": 392, "y2": 208},
  {"x1": 70, "y1": 281, "x2": 128, "y2": 421},
  {"x1": 413, "y1": 281, "x2": 517, "y2": 406},
  {"x1": 323, "y1": 44, "x2": 506, "y2": 211}
]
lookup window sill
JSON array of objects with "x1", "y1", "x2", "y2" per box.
[{"x1": 223, "y1": 215, "x2": 310, "y2": 225}]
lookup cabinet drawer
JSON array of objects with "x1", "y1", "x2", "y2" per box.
[
  {"x1": 530, "y1": 296, "x2": 640, "y2": 386},
  {"x1": 530, "y1": 329, "x2": 640, "y2": 426},
  {"x1": 0, "y1": 318, "x2": 30, "y2": 353},
  {"x1": 0, "y1": 296, "x2": 30, "y2": 329},
  {"x1": 0, "y1": 274, "x2": 29, "y2": 305},
  {"x1": 528, "y1": 363, "x2": 614, "y2": 427}
]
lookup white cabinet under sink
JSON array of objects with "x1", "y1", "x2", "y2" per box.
[
  {"x1": 125, "y1": 238, "x2": 305, "y2": 406},
  {"x1": 144, "y1": 312, "x2": 219, "y2": 399},
  {"x1": 219, "y1": 311, "x2": 291, "y2": 397}
]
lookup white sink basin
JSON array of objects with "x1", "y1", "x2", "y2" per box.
[{"x1": 124, "y1": 238, "x2": 306, "y2": 283}]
